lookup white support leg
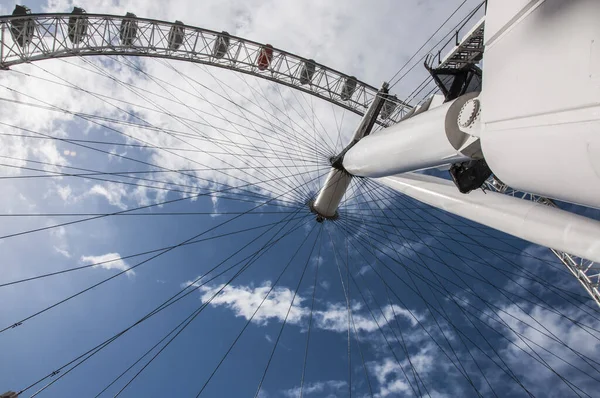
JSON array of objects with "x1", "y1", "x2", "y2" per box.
[{"x1": 376, "y1": 173, "x2": 600, "y2": 263}]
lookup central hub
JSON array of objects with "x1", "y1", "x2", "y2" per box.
[
  {"x1": 309, "y1": 168, "x2": 352, "y2": 221},
  {"x1": 308, "y1": 83, "x2": 389, "y2": 222}
]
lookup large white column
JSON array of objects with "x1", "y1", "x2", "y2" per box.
[
  {"x1": 343, "y1": 94, "x2": 476, "y2": 178},
  {"x1": 376, "y1": 173, "x2": 600, "y2": 263},
  {"x1": 478, "y1": 0, "x2": 600, "y2": 209}
]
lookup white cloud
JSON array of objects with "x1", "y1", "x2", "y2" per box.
[
  {"x1": 492, "y1": 302, "x2": 600, "y2": 397},
  {"x1": 283, "y1": 380, "x2": 346, "y2": 398},
  {"x1": 80, "y1": 252, "x2": 135, "y2": 276},
  {"x1": 370, "y1": 358, "x2": 412, "y2": 397},
  {"x1": 56, "y1": 184, "x2": 73, "y2": 202},
  {"x1": 195, "y1": 281, "x2": 420, "y2": 334},
  {"x1": 53, "y1": 246, "x2": 71, "y2": 258},
  {"x1": 87, "y1": 183, "x2": 129, "y2": 210},
  {"x1": 199, "y1": 282, "x2": 308, "y2": 326}
]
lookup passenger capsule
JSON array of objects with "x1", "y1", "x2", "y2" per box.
[
  {"x1": 213, "y1": 31, "x2": 230, "y2": 59},
  {"x1": 340, "y1": 76, "x2": 357, "y2": 101},
  {"x1": 68, "y1": 7, "x2": 88, "y2": 45},
  {"x1": 10, "y1": 5, "x2": 34, "y2": 48},
  {"x1": 120, "y1": 12, "x2": 138, "y2": 46},
  {"x1": 168, "y1": 21, "x2": 185, "y2": 51},
  {"x1": 256, "y1": 44, "x2": 273, "y2": 71},
  {"x1": 299, "y1": 59, "x2": 316, "y2": 85},
  {"x1": 380, "y1": 95, "x2": 398, "y2": 120}
]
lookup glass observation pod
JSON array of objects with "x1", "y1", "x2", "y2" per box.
[
  {"x1": 213, "y1": 31, "x2": 230, "y2": 59},
  {"x1": 10, "y1": 5, "x2": 34, "y2": 48},
  {"x1": 256, "y1": 44, "x2": 273, "y2": 71},
  {"x1": 67, "y1": 7, "x2": 88, "y2": 45},
  {"x1": 299, "y1": 59, "x2": 316, "y2": 85},
  {"x1": 168, "y1": 21, "x2": 185, "y2": 51},
  {"x1": 120, "y1": 12, "x2": 138, "y2": 46},
  {"x1": 380, "y1": 94, "x2": 398, "y2": 119},
  {"x1": 340, "y1": 76, "x2": 357, "y2": 101}
]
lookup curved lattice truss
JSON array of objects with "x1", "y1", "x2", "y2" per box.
[
  {"x1": 485, "y1": 178, "x2": 600, "y2": 307},
  {"x1": 0, "y1": 12, "x2": 411, "y2": 125}
]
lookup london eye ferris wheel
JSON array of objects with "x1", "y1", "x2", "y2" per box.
[{"x1": 1, "y1": 1, "x2": 600, "y2": 397}]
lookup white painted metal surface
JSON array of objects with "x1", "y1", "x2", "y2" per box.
[
  {"x1": 376, "y1": 173, "x2": 600, "y2": 264},
  {"x1": 0, "y1": 13, "x2": 412, "y2": 125},
  {"x1": 343, "y1": 93, "x2": 477, "y2": 177},
  {"x1": 479, "y1": 0, "x2": 600, "y2": 209},
  {"x1": 311, "y1": 169, "x2": 352, "y2": 219},
  {"x1": 311, "y1": 85, "x2": 389, "y2": 219}
]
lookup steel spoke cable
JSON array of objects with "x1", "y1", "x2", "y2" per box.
[
  {"x1": 357, "y1": 185, "x2": 517, "y2": 397},
  {"x1": 379, "y1": 202, "x2": 600, "y2": 366},
  {"x1": 303, "y1": 86, "x2": 339, "y2": 158},
  {"x1": 299, "y1": 224, "x2": 325, "y2": 398},
  {"x1": 362, "y1": 179, "x2": 600, "y2": 330},
  {"x1": 272, "y1": 79, "x2": 327, "y2": 181},
  {"x1": 194, "y1": 224, "x2": 320, "y2": 397},
  {"x1": 234, "y1": 68, "x2": 326, "y2": 164},
  {"x1": 0, "y1": 156, "x2": 308, "y2": 210},
  {"x1": 252, "y1": 226, "x2": 322, "y2": 398},
  {"x1": 326, "y1": 226, "x2": 376, "y2": 398},
  {"x1": 104, "y1": 210, "x2": 315, "y2": 397},
  {"x1": 112, "y1": 59, "x2": 309, "y2": 204},
  {"x1": 0, "y1": 156, "x2": 325, "y2": 241},
  {"x1": 0, "y1": 127, "x2": 323, "y2": 166},
  {"x1": 195, "y1": 57, "x2": 336, "y2": 159},
  {"x1": 329, "y1": 221, "x2": 425, "y2": 397},
  {"x1": 0, "y1": 215, "x2": 307, "y2": 289},
  {"x1": 0, "y1": 151, "x2": 311, "y2": 208},
  {"x1": 340, "y1": 209, "x2": 600, "y2": 340},
  {"x1": 52, "y1": 57, "x2": 317, "y2": 205},
  {"x1": 387, "y1": 0, "x2": 471, "y2": 87},
  {"x1": 336, "y1": 215, "x2": 597, "y2": 396},
  {"x1": 341, "y1": 183, "x2": 431, "y2": 397},
  {"x1": 328, "y1": 221, "x2": 353, "y2": 397},
  {"x1": 36, "y1": 57, "x2": 320, "y2": 161},
  {"x1": 0, "y1": 84, "x2": 325, "y2": 162},
  {"x1": 335, "y1": 217, "x2": 583, "y2": 396},
  {"x1": 389, "y1": 0, "x2": 486, "y2": 89},
  {"x1": 30, "y1": 207, "x2": 312, "y2": 397},
  {"x1": 74, "y1": 55, "x2": 332, "y2": 162},
  {"x1": 234, "y1": 71, "x2": 317, "y2": 201},
  {"x1": 151, "y1": 58, "x2": 333, "y2": 161},
  {"x1": 332, "y1": 102, "x2": 347, "y2": 154},
  {"x1": 235, "y1": 74, "x2": 314, "y2": 200},
  {"x1": 334, "y1": 217, "x2": 484, "y2": 398},
  {"x1": 341, "y1": 213, "x2": 600, "y2": 362},
  {"x1": 0, "y1": 94, "x2": 310, "y2": 209},
  {"x1": 197, "y1": 64, "x2": 315, "y2": 201},
  {"x1": 348, "y1": 180, "x2": 599, "y2": 309},
  {"x1": 1, "y1": 171, "x2": 325, "y2": 334},
  {"x1": 385, "y1": 284, "x2": 432, "y2": 398},
  {"x1": 359, "y1": 183, "x2": 534, "y2": 393},
  {"x1": 343, "y1": 179, "x2": 430, "y2": 397},
  {"x1": 335, "y1": 215, "x2": 554, "y2": 394},
  {"x1": 75, "y1": 58, "x2": 308, "y2": 206},
  {"x1": 19, "y1": 193, "x2": 312, "y2": 396},
  {"x1": 341, "y1": 207, "x2": 591, "y2": 300}
]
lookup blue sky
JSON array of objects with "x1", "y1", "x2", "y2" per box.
[{"x1": 1, "y1": 1, "x2": 600, "y2": 397}]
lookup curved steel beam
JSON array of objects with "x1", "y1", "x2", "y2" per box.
[{"x1": 0, "y1": 12, "x2": 411, "y2": 125}]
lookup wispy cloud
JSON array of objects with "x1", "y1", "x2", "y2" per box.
[
  {"x1": 80, "y1": 253, "x2": 134, "y2": 276},
  {"x1": 87, "y1": 183, "x2": 129, "y2": 210},
  {"x1": 282, "y1": 380, "x2": 346, "y2": 398},
  {"x1": 53, "y1": 246, "x2": 71, "y2": 258},
  {"x1": 194, "y1": 281, "x2": 421, "y2": 334}
]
